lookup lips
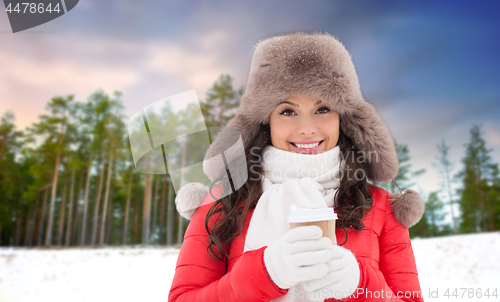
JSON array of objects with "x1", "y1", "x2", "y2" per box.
[{"x1": 289, "y1": 140, "x2": 324, "y2": 154}]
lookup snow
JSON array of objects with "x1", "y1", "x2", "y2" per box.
[
  {"x1": 0, "y1": 247, "x2": 180, "y2": 302},
  {"x1": 412, "y1": 232, "x2": 500, "y2": 301},
  {"x1": 1, "y1": 232, "x2": 499, "y2": 302}
]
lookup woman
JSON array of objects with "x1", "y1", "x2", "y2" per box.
[{"x1": 168, "y1": 32, "x2": 425, "y2": 302}]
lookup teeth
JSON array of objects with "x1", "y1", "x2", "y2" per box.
[{"x1": 295, "y1": 142, "x2": 320, "y2": 149}]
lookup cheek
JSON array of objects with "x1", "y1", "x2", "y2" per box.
[
  {"x1": 269, "y1": 118, "x2": 282, "y2": 143},
  {"x1": 269, "y1": 119, "x2": 292, "y2": 146},
  {"x1": 323, "y1": 118, "x2": 340, "y2": 142},
  {"x1": 270, "y1": 124, "x2": 285, "y2": 142}
]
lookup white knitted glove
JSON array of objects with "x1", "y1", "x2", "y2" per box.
[
  {"x1": 301, "y1": 245, "x2": 361, "y2": 300},
  {"x1": 263, "y1": 225, "x2": 333, "y2": 289}
]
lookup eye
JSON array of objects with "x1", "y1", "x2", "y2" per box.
[
  {"x1": 317, "y1": 107, "x2": 330, "y2": 114},
  {"x1": 279, "y1": 108, "x2": 296, "y2": 116}
]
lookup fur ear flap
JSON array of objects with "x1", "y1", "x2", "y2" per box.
[
  {"x1": 175, "y1": 183, "x2": 210, "y2": 220},
  {"x1": 389, "y1": 189, "x2": 425, "y2": 228}
]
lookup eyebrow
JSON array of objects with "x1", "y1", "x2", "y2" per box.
[{"x1": 279, "y1": 100, "x2": 323, "y2": 107}]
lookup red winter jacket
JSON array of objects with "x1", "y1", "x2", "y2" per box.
[{"x1": 168, "y1": 185, "x2": 424, "y2": 302}]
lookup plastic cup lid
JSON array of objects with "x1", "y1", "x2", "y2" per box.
[{"x1": 287, "y1": 204, "x2": 338, "y2": 223}]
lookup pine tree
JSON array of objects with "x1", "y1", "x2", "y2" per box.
[
  {"x1": 24, "y1": 95, "x2": 76, "y2": 246},
  {"x1": 0, "y1": 111, "x2": 23, "y2": 171},
  {"x1": 457, "y1": 125, "x2": 500, "y2": 233},
  {"x1": 433, "y1": 139, "x2": 458, "y2": 234},
  {"x1": 0, "y1": 111, "x2": 26, "y2": 245},
  {"x1": 0, "y1": 112, "x2": 24, "y2": 241},
  {"x1": 410, "y1": 192, "x2": 450, "y2": 238},
  {"x1": 76, "y1": 89, "x2": 121, "y2": 246},
  {"x1": 424, "y1": 192, "x2": 446, "y2": 235},
  {"x1": 98, "y1": 94, "x2": 126, "y2": 245},
  {"x1": 201, "y1": 74, "x2": 242, "y2": 128}
]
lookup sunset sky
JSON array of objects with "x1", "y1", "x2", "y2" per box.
[{"x1": 1, "y1": 0, "x2": 499, "y2": 208}]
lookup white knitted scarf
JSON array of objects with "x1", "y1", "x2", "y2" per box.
[{"x1": 243, "y1": 144, "x2": 343, "y2": 302}]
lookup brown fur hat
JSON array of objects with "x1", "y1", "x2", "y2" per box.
[
  {"x1": 176, "y1": 32, "x2": 424, "y2": 228},
  {"x1": 204, "y1": 32, "x2": 398, "y2": 183}
]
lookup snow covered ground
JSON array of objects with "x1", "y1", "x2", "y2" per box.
[{"x1": 0, "y1": 232, "x2": 499, "y2": 302}]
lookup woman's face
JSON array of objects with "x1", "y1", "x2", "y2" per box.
[{"x1": 269, "y1": 95, "x2": 340, "y2": 154}]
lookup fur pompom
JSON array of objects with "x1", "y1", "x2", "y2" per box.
[
  {"x1": 389, "y1": 189, "x2": 425, "y2": 228},
  {"x1": 175, "y1": 183, "x2": 209, "y2": 220}
]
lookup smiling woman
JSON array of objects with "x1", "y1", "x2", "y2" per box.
[{"x1": 169, "y1": 32, "x2": 425, "y2": 302}]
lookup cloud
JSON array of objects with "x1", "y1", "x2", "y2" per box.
[
  {"x1": 0, "y1": 35, "x2": 145, "y2": 130},
  {"x1": 145, "y1": 36, "x2": 230, "y2": 93},
  {"x1": 0, "y1": 52, "x2": 138, "y2": 91},
  {"x1": 483, "y1": 125, "x2": 500, "y2": 149},
  {"x1": 0, "y1": 30, "x2": 242, "y2": 131}
]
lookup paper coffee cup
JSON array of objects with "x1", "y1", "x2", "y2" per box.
[{"x1": 287, "y1": 205, "x2": 338, "y2": 244}]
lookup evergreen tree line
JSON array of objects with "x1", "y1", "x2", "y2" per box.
[
  {"x1": 374, "y1": 126, "x2": 500, "y2": 238},
  {"x1": 0, "y1": 74, "x2": 241, "y2": 247},
  {"x1": 1, "y1": 73, "x2": 499, "y2": 246}
]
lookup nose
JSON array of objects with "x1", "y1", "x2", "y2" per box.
[{"x1": 297, "y1": 115, "x2": 318, "y2": 136}]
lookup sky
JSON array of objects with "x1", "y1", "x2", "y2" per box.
[{"x1": 0, "y1": 0, "x2": 499, "y2": 211}]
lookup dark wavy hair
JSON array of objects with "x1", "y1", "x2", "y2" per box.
[{"x1": 205, "y1": 121, "x2": 373, "y2": 262}]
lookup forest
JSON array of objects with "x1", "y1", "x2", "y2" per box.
[{"x1": 0, "y1": 74, "x2": 499, "y2": 247}]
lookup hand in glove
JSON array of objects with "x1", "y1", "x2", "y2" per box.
[
  {"x1": 264, "y1": 225, "x2": 333, "y2": 290},
  {"x1": 301, "y1": 245, "x2": 361, "y2": 300}
]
